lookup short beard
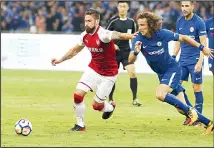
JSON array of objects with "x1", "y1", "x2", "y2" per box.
[
  {"x1": 183, "y1": 11, "x2": 191, "y2": 18},
  {"x1": 85, "y1": 26, "x2": 96, "y2": 34}
]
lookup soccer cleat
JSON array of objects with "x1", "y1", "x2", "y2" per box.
[
  {"x1": 187, "y1": 107, "x2": 198, "y2": 124},
  {"x1": 102, "y1": 101, "x2": 116, "y2": 120},
  {"x1": 70, "y1": 124, "x2": 86, "y2": 131},
  {"x1": 190, "y1": 121, "x2": 202, "y2": 127},
  {"x1": 183, "y1": 118, "x2": 191, "y2": 125},
  {"x1": 132, "y1": 99, "x2": 142, "y2": 106},
  {"x1": 205, "y1": 121, "x2": 214, "y2": 135}
]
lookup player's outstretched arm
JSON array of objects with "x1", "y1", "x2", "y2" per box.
[
  {"x1": 111, "y1": 31, "x2": 135, "y2": 40},
  {"x1": 51, "y1": 44, "x2": 84, "y2": 66},
  {"x1": 178, "y1": 34, "x2": 214, "y2": 58},
  {"x1": 128, "y1": 41, "x2": 142, "y2": 64}
]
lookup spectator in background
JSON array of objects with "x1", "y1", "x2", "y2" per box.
[
  {"x1": 154, "y1": 2, "x2": 164, "y2": 16},
  {"x1": 198, "y1": 6, "x2": 210, "y2": 21},
  {"x1": 162, "y1": 3, "x2": 173, "y2": 31},
  {"x1": 46, "y1": 5, "x2": 60, "y2": 32},
  {"x1": 17, "y1": 9, "x2": 29, "y2": 31},
  {"x1": 62, "y1": 19, "x2": 73, "y2": 33},
  {"x1": 169, "y1": 1, "x2": 181, "y2": 32},
  {"x1": 71, "y1": 2, "x2": 84, "y2": 32},
  {"x1": 1, "y1": 1, "x2": 213, "y2": 33},
  {"x1": 35, "y1": 9, "x2": 46, "y2": 33}
]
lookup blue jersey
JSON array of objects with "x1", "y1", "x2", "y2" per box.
[
  {"x1": 131, "y1": 29, "x2": 179, "y2": 74},
  {"x1": 176, "y1": 14, "x2": 207, "y2": 65},
  {"x1": 205, "y1": 17, "x2": 214, "y2": 49}
]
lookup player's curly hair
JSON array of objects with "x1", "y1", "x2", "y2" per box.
[
  {"x1": 85, "y1": 8, "x2": 100, "y2": 20},
  {"x1": 137, "y1": 12, "x2": 163, "y2": 33}
]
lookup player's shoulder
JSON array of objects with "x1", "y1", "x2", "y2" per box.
[
  {"x1": 193, "y1": 14, "x2": 205, "y2": 23},
  {"x1": 98, "y1": 26, "x2": 108, "y2": 33},
  {"x1": 134, "y1": 32, "x2": 144, "y2": 41},
  {"x1": 97, "y1": 26, "x2": 111, "y2": 37},
  {"x1": 157, "y1": 29, "x2": 171, "y2": 34},
  {"x1": 176, "y1": 15, "x2": 184, "y2": 24},
  {"x1": 127, "y1": 17, "x2": 136, "y2": 23},
  {"x1": 206, "y1": 17, "x2": 214, "y2": 23},
  {"x1": 108, "y1": 15, "x2": 120, "y2": 23},
  {"x1": 80, "y1": 31, "x2": 87, "y2": 38}
]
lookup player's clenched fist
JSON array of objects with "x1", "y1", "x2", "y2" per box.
[
  {"x1": 51, "y1": 58, "x2": 61, "y2": 66},
  {"x1": 134, "y1": 41, "x2": 142, "y2": 53}
]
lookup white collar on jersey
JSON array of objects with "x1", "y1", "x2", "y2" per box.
[
  {"x1": 89, "y1": 26, "x2": 99, "y2": 36},
  {"x1": 119, "y1": 17, "x2": 127, "y2": 21}
]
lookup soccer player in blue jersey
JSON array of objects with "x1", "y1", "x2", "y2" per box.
[
  {"x1": 173, "y1": 1, "x2": 207, "y2": 126},
  {"x1": 206, "y1": 16, "x2": 214, "y2": 75},
  {"x1": 129, "y1": 11, "x2": 214, "y2": 135}
]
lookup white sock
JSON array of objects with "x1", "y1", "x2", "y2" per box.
[
  {"x1": 102, "y1": 101, "x2": 113, "y2": 112},
  {"x1": 73, "y1": 101, "x2": 85, "y2": 127}
]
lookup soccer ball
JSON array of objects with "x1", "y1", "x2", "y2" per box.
[{"x1": 14, "y1": 119, "x2": 32, "y2": 136}]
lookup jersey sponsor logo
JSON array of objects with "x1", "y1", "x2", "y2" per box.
[
  {"x1": 179, "y1": 28, "x2": 182, "y2": 30},
  {"x1": 157, "y1": 42, "x2": 162, "y2": 46},
  {"x1": 88, "y1": 47, "x2": 104, "y2": 52},
  {"x1": 148, "y1": 48, "x2": 164, "y2": 55},
  {"x1": 190, "y1": 27, "x2": 194, "y2": 32},
  {"x1": 210, "y1": 27, "x2": 214, "y2": 30}
]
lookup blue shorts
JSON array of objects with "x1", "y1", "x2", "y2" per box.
[
  {"x1": 158, "y1": 65, "x2": 182, "y2": 90},
  {"x1": 208, "y1": 57, "x2": 214, "y2": 71},
  {"x1": 181, "y1": 64, "x2": 203, "y2": 84}
]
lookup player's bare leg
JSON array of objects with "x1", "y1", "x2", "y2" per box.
[
  {"x1": 71, "y1": 89, "x2": 87, "y2": 131},
  {"x1": 125, "y1": 64, "x2": 142, "y2": 106}
]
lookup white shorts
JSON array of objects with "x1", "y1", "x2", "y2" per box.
[{"x1": 76, "y1": 67, "x2": 117, "y2": 103}]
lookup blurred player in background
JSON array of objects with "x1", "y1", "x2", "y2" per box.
[
  {"x1": 51, "y1": 8, "x2": 136, "y2": 131},
  {"x1": 129, "y1": 11, "x2": 214, "y2": 135},
  {"x1": 206, "y1": 16, "x2": 214, "y2": 75},
  {"x1": 106, "y1": 1, "x2": 142, "y2": 106},
  {"x1": 173, "y1": 1, "x2": 207, "y2": 126}
]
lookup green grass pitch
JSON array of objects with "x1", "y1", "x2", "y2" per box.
[{"x1": 1, "y1": 69, "x2": 213, "y2": 147}]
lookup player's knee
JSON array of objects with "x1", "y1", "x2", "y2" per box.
[
  {"x1": 156, "y1": 91, "x2": 166, "y2": 101},
  {"x1": 192, "y1": 83, "x2": 202, "y2": 92},
  {"x1": 73, "y1": 93, "x2": 84, "y2": 104},
  {"x1": 129, "y1": 71, "x2": 136, "y2": 78},
  {"x1": 92, "y1": 103, "x2": 104, "y2": 111}
]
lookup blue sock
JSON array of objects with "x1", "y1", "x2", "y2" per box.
[
  {"x1": 184, "y1": 92, "x2": 193, "y2": 107},
  {"x1": 194, "y1": 91, "x2": 203, "y2": 113},
  {"x1": 197, "y1": 111, "x2": 211, "y2": 126},
  {"x1": 164, "y1": 93, "x2": 190, "y2": 113}
]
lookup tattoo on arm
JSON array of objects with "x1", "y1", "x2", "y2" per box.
[{"x1": 111, "y1": 31, "x2": 121, "y2": 40}]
